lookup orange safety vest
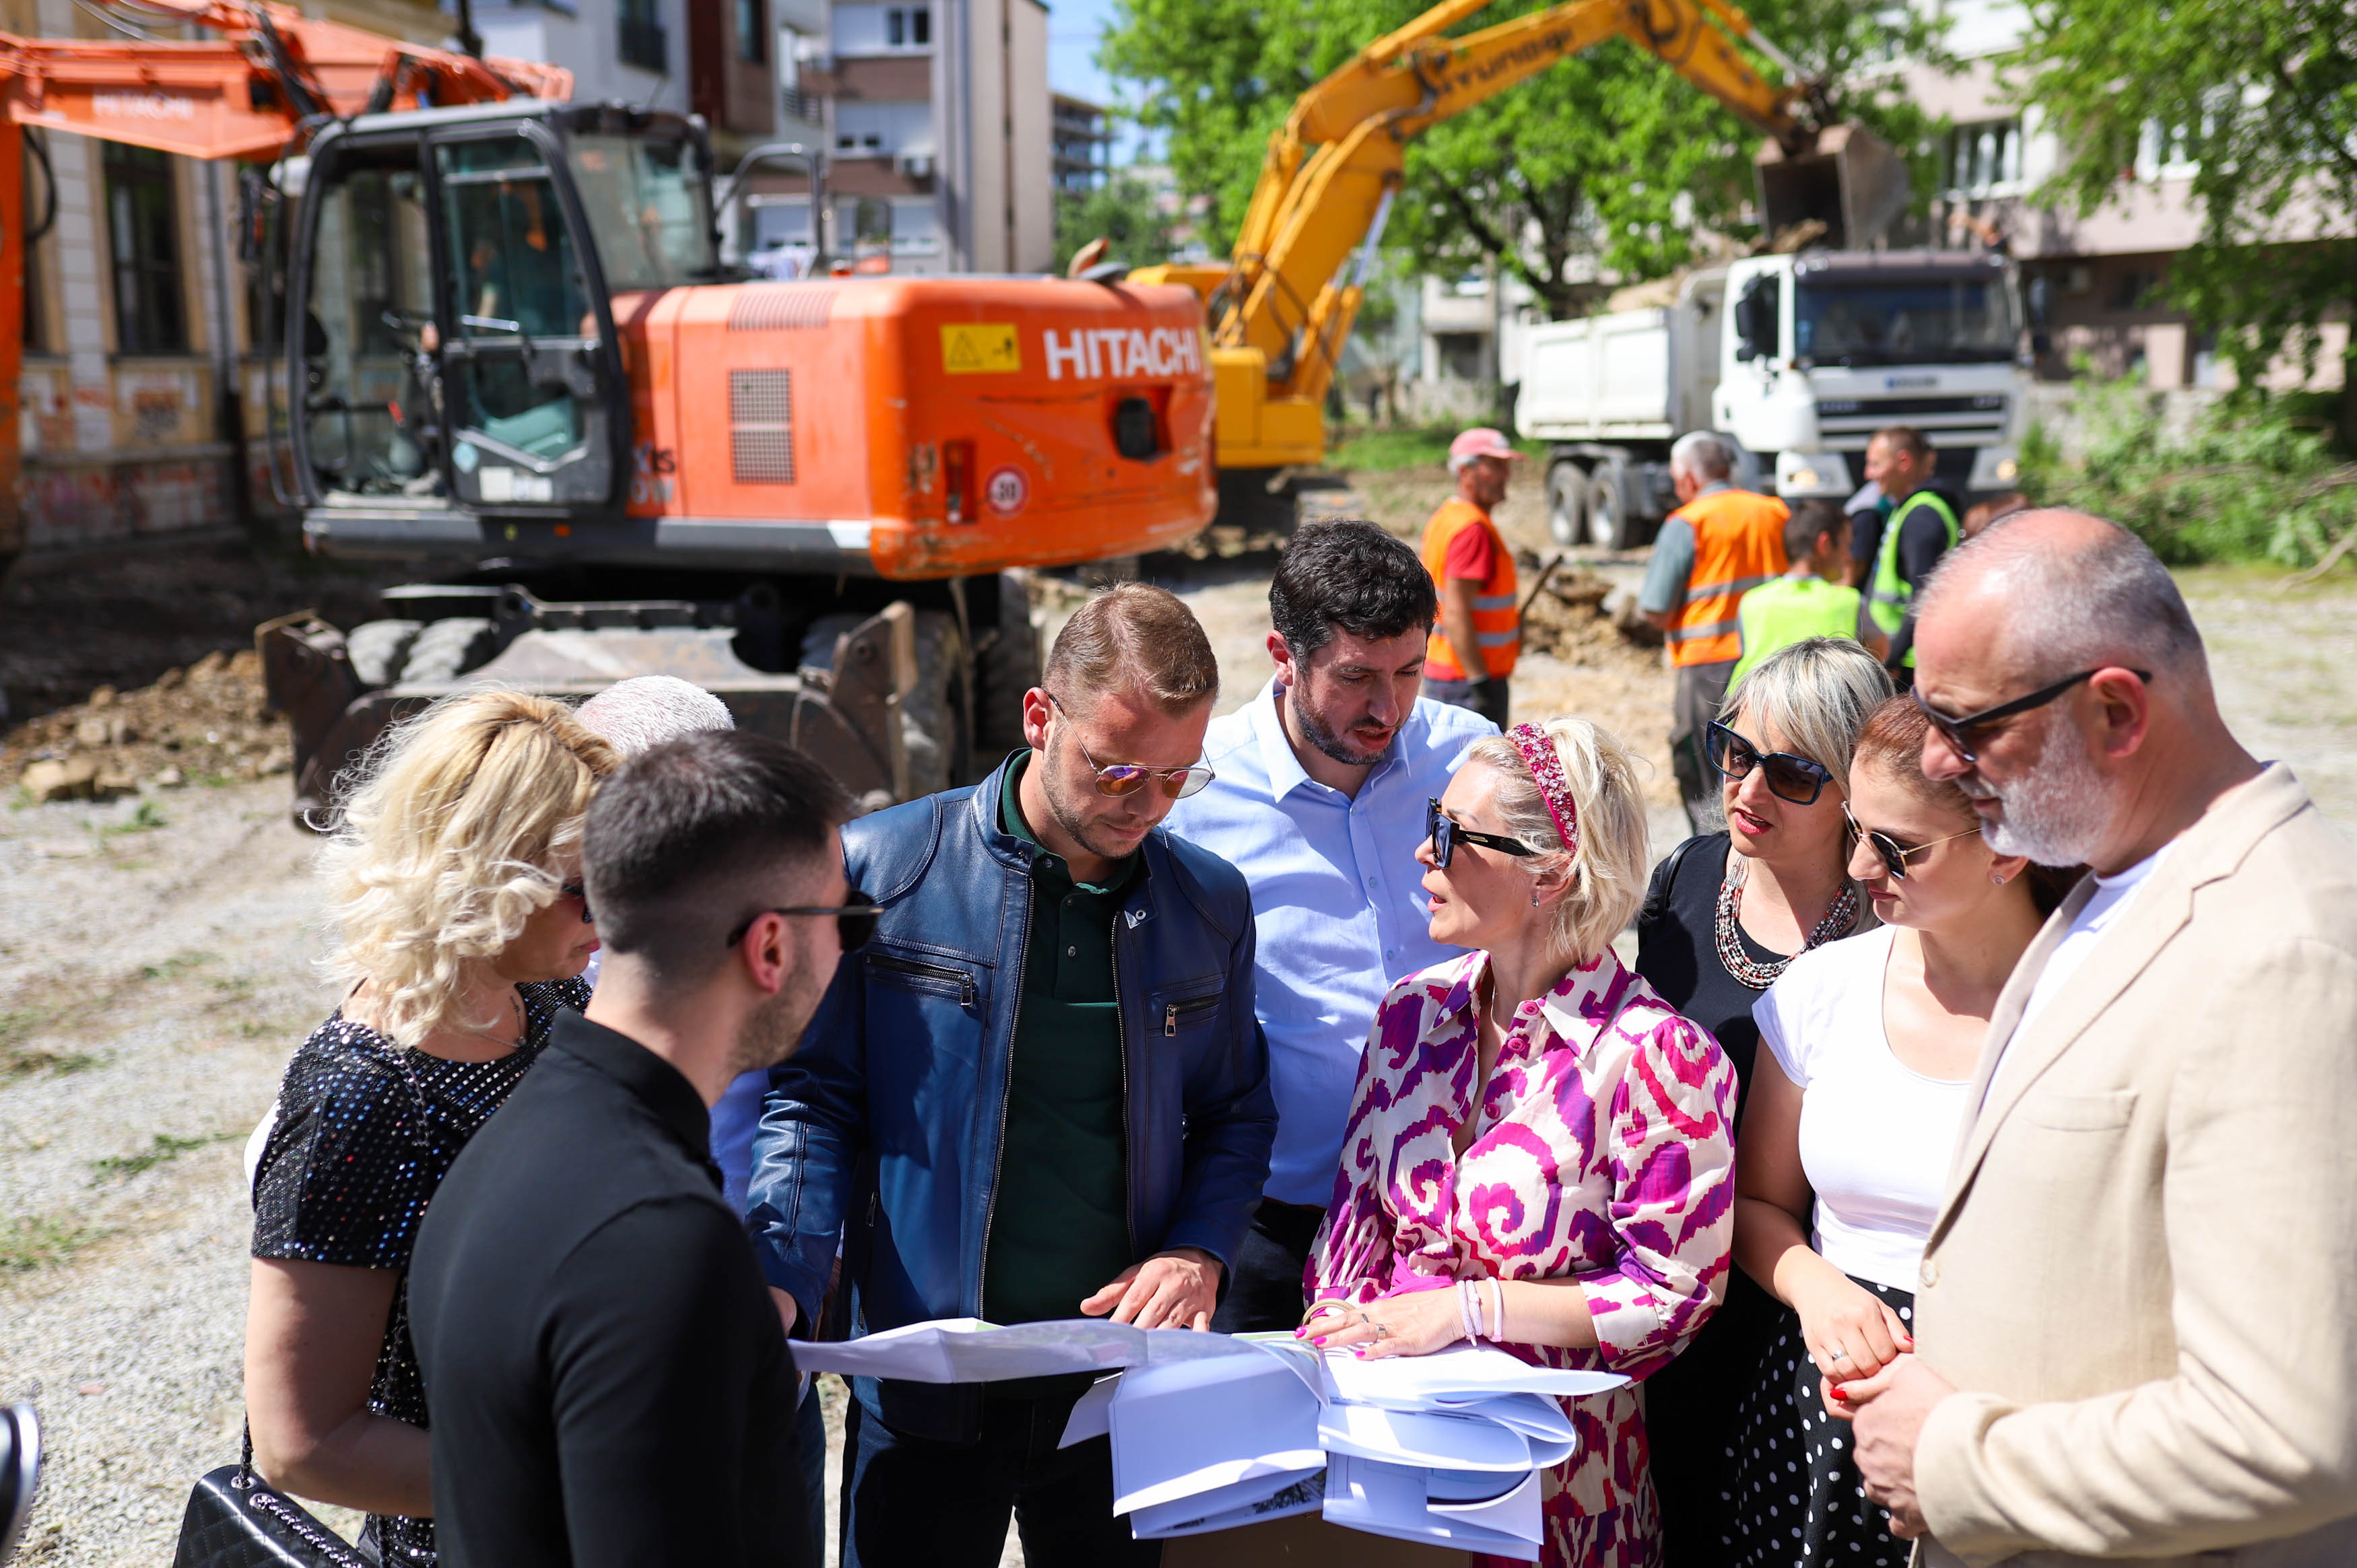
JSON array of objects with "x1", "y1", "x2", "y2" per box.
[
  {"x1": 1666, "y1": 487, "x2": 1790, "y2": 669},
  {"x1": 1420, "y1": 498, "x2": 1519, "y2": 681}
]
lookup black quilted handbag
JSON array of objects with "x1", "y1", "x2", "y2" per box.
[{"x1": 172, "y1": 1429, "x2": 370, "y2": 1568}]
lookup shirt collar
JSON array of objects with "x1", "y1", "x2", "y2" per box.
[
  {"x1": 1251, "y1": 677, "x2": 1409, "y2": 802},
  {"x1": 1696, "y1": 479, "x2": 1734, "y2": 497},
  {"x1": 549, "y1": 1008, "x2": 714, "y2": 1168},
  {"x1": 1431, "y1": 947, "x2": 1634, "y2": 1060}
]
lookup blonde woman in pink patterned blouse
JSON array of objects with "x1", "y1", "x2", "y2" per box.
[{"x1": 1304, "y1": 717, "x2": 1739, "y2": 1568}]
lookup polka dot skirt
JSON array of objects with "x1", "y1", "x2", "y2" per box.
[{"x1": 1726, "y1": 1274, "x2": 1915, "y2": 1567}]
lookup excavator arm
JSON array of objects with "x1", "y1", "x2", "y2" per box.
[
  {"x1": 1143, "y1": 0, "x2": 1829, "y2": 472},
  {"x1": 0, "y1": 0, "x2": 568, "y2": 573}
]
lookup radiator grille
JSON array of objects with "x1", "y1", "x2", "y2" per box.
[
  {"x1": 727, "y1": 286, "x2": 835, "y2": 331},
  {"x1": 730, "y1": 370, "x2": 795, "y2": 483}
]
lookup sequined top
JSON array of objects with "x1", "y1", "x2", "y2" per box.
[{"x1": 252, "y1": 977, "x2": 587, "y2": 1567}]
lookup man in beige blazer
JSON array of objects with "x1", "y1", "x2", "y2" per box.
[{"x1": 1832, "y1": 509, "x2": 2357, "y2": 1566}]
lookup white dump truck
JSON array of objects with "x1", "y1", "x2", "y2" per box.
[{"x1": 1515, "y1": 249, "x2": 2031, "y2": 548}]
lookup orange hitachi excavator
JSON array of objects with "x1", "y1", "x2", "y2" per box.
[{"x1": 3, "y1": 1, "x2": 1217, "y2": 817}]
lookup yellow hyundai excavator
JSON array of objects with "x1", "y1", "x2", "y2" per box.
[{"x1": 1131, "y1": 0, "x2": 1909, "y2": 517}]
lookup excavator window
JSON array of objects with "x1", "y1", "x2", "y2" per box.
[
  {"x1": 300, "y1": 143, "x2": 439, "y2": 496},
  {"x1": 565, "y1": 132, "x2": 719, "y2": 292}
]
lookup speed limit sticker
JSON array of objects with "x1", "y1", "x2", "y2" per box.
[{"x1": 985, "y1": 466, "x2": 1028, "y2": 516}]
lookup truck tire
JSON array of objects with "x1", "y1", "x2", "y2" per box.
[
  {"x1": 1586, "y1": 463, "x2": 1640, "y2": 551},
  {"x1": 974, "y1": 571, "x2": 1040, "y2": 759},
  {"x1": 1546, "y1": 462, "x2": 1587, "y2": 547},
  {"x1": 397, "y1": 617, "x2": 499, "y2": 685},
  {"x1": 343, "y1": 619, "x2": 423, "y2": 689}
]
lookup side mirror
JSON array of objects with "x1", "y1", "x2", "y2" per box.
[{"x1": 1733, "y1": 277, "x2": 1779, "y2": 362}]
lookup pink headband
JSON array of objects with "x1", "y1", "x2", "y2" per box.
[{"x1": 1507, "y1": 722, "x2": 1579, "y2": 857}]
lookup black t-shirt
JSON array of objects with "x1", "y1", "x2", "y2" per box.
[
  {"x1": 251, "y1": 977, "x2": 585, "y2": 1568},
  {"x1": 1633, "y1": 833, "x2": 1791, "y2": 1130},
  {"x1": 409, "y1": 1009, "x2": 811, "y2": 1568}
]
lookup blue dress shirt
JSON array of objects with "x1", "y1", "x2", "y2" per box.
[{"x1": 1162, "y1": 679, "x2": 1496, "y2": 1205}]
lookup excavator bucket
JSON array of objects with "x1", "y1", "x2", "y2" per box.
[{"x1": 1755, "y1": 123, "x2": 1912, "y2": 250}]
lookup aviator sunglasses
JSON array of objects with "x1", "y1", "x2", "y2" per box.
[
  {"x1": 1705, "y1": 721, "x2": 1834, "y2": 807},
  {"x1": 1048, "y1": 693, "x2": 1216, "y2": 800},
  {"x1": 1425, "y1": 797, "x2": 1537, "y2": 869},
  {"x1": 1913, "y1": 667, "x2": 2153, "y2": 765},
  {"x1": 725, "y1": 889, "x2": 878, "y2": 955},
  {"x1": 1843, "y1": 802, "x2": 1980, "y2": 881}
]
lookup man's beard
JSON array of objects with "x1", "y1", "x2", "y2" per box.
[
  {"x1": 725, "y1": 946, "x2": 820, "y2": 1077},
  {"x1": 1969, "y1": 718, "x2": 2115, "y2": 866},
  {"x1": 1289, "y1": 683, "x2": 1387, "y2": 769}
]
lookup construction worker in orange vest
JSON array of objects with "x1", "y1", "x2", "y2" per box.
[
  {"x1": 1638, "y1": 431, "x2": 1790, "y2": 831},
  {"x1": 1418, "y1": 428, "x2": 1521, "y2": 728}
]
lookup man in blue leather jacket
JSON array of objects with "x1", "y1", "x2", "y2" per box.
[{"x1": 748, "y1": 584, "x2": 1277, "y2": 1567}]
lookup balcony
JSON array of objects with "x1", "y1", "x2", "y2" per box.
[{"x1": 619, "y1": 15, "x2": 667, "y2": 73}]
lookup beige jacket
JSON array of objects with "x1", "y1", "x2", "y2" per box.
[{"x1": 1914, "y1": 765, "x2": 2357, "y2": 1568}]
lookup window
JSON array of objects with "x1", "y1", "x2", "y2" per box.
[
  {"x1": 618, "y1": 0, "x2": 666, "y2": 73},
  {"x1": 566, "y1": 133, "x2": 719, "y2": 289},
  {"x1": 105, "y1": 143, "x2": 187, "y2": 355},
  {"x1": 1435, "y1": 332, "x2": 1486, "y2": 381},
  {"x1": 1943, "y1": 118, "x2": 2023, "y2": 197},
  {"x1": 735, "y1": 0, "x2": 766, "y2": 63},
  {"x1": 886, "y1": 5, "x2": 929, "y2": 46}
]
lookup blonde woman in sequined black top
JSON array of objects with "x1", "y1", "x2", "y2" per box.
[{"x1": 246, "y1": 689, "x2": 618, "y2": 1567}]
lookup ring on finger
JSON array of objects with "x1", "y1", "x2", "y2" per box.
[
  {"x1": 1829, "y1": 1348, "x2": 1851, "y2": 1363},
  {"x1": 1373, "y1": 1322, "x2": 1391, "y2": 1340}
]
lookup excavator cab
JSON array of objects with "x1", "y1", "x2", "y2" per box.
[{"x1": 286, "y1": 104, "x2": 711, "y2": 528}]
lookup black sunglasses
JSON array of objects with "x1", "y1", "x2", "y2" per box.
[
  {"x1": 1426, "y1": 798, "x2": 1537, "y2": 868},
  {"x1": 725, "y1": 888, "x2": 877, "y2": 955},
  {"x1": 561, "y1": 881, "x2": 593, "y2": 924},
  {"x1": 1706, "y1": 721, "x2": 1834, "y2": 807},
  {"x1": 1913, "y1": 668, "x2": 2154, "y2": 765},
  {"x1": 1843, "y1": 802, "x2": 1981, "y2": 881}
]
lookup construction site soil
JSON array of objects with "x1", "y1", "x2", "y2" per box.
[{"x1": 4, "y1": 493, "x2": 2354, "y2": 1567}]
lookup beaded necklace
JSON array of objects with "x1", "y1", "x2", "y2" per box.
[{"x1": 1714, "y1": 860, "x2": 1861, "y2": 990}]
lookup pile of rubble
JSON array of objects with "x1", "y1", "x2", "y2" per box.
[
  {"x1": 1518, "y1": 562, "x2": 1665, "y2": 669},
  {"x1": 6, "y1": 649, "x2": 292, "y2": 804}
]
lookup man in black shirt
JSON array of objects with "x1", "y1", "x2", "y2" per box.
[{"x1": 410, "y1": 730, "x2": 861, "y2": 1568}]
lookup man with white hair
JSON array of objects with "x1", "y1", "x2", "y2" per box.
[
  {"x1": 1835, "y1": 509, "x2": 2357, "y2": 1567},
  {"x1": 1418, "y1": 427, "x2": 1523, "y2": 728},
  {"x1": 1638, "y1": 430, "x2": 1790, "y2": 830}
]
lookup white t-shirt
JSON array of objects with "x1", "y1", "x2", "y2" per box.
[
  {"x1": 1981, "y1": 844, "x2": 2168, "y2": 1108},
  {"x1": 1754, "y1": 926, "x2": 1974, "y2": 1293}
]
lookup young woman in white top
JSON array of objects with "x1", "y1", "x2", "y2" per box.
[{"x1": 1726, "y1": 695, "x2": 2076, "y2": 1567}]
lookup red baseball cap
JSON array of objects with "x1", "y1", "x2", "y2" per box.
[{"x1": 1448, "y1": 428, "x2": 1522, "y2": 465}]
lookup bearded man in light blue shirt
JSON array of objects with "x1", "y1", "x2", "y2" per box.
[{"x1": 1163, "y1": 520, "x2": 1498, "y2": 1332}]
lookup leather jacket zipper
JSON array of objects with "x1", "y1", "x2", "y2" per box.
[
  {"x1": 867, "y1": 952, "x2": 976, "y2": 1009},
  {"x1": 1113, "y1": 925, "x2": 1135, "y2": 1257},
  {"x1": 977, "y1": 885, "x2": 1027, "y2": 1319},
  {"x1": 1164, "y1": 994, "x2": 1219, "y2": 1037}
]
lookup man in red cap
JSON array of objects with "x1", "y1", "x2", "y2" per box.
[{"x1": 1418, "y1": 428, "x2": 1521, "y2": 728}]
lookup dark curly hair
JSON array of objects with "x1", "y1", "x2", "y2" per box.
[{"x1": 1269, "y1": 520, "x2": 1440, "y2": 661}]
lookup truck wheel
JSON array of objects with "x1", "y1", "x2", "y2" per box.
[
  {"x1": 397, "y1": 617, "x2": 499, "y2": 685},
  {"x1": 343, "y1": 619, "x2": 423, "y2": 689},
  {"x1": 1546, "y1": 463, "x2": 1588, "y2": 547},
  {"x1": 1586, "y1": 465, "x2": 1638, "y2": 551},
  {"x1": 974, "y1": 571, "x2": 1040, "y2": 760}
]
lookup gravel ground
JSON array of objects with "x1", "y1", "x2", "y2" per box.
[{"x1": 4, "y1": 524, "x2": 2350, "y2": 1567}]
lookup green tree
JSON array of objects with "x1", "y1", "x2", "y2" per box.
[
  {"x1": 1099, "y1": 0, "x2": 1942, "y2": 320},
  {"x1": 2011, "y1": 0, "x2": 2357, "y2": 444},
  {"x1": 1053, "y1": 173, "x2": 1178, "y2": 274}
]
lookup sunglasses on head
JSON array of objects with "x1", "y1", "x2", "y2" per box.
[
  {"x1": 1706, "y1": 721, "x2": 1834, "y2": 807},
  {"x1": 1913, "y1": 667, "x2": 2154, "y2": 765},
  {"x1": 1425, "y1": 797, "x2": 1537, "y2": 869},
  {"x1": 725, "y1": 889, "x2": 877, "y2": 955},
  {"x1": 1843, "y1": 802, "x2": 1981, "y2": 881},
  {"x1": 1049, "y1": 693, "x2": 1215, "y2": 800}
]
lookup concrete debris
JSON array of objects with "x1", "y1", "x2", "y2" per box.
[
  {"x1": 6, "y1": 648, "x2": 293, "y2": 802},
  {"x1": 1519, "y1": 568, "x2": 1665, "y2": 668}
]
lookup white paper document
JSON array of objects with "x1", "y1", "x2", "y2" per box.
[
  {"x1": 787, "y1": 1317, "x2": 1262, "y2": 1383},
  {"x1": 1105, "y1": 1355, "x2": 1329, "y2": 1517},
  {"x1": 1323, "y1": 1454, "x2": 1542, "y2": 1561}
]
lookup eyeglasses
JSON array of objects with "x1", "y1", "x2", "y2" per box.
[
  {"x1": 725, "y1": 888, "x2": 877, "y2": 954},
  {"x1": 1049, "y1": 693, "x2": 1215, "y2": 800},
  {"x1": 561, "y1": 881, "x2": 593, "y2": 924},
  {"x1": 1706, "y1": 721, "x2": 1835, "y2": 807},
  {"x1": 1426, "y1": 797, "x2": 1537, "y2": 868},
  {"x1": 1913, "y1": 667, "x2": 2152, "y2": 765},
  {"x1": 1844, "y1": 803, "x2": 1981, "y2": 881}
]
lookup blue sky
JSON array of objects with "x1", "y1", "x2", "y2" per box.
[{"x1": 1047, "y1": 0, "x2": 1149, "y2": 160}]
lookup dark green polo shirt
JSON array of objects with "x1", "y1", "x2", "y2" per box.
[{"x1": 983, "y1": 751, "x2": 1137, "y2": 1334}]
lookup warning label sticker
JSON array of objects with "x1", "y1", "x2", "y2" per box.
[{"x1": 941, "y1": 322, "x2": 1022, "y2": 374}]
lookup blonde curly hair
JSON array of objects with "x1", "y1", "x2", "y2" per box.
[
  {"x1": 320, "y1": 687, "x2": 620, "y2": 1047},
  {"x1": 1461, "y1": 717, "x2": 1651, "y2": 966}
]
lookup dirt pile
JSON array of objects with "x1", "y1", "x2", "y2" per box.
[
  {"x1": 1519, "y1": 566, "x2": 1665, "y2": 671},
  {"x1": 5, "y1": 649, "x2": 291, "y2": 803}
]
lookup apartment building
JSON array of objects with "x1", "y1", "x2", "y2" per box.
[
  {"x1": 1051, "y1": 93, "x2": 1110, "y2": 193},
  {"x1": 743, "y1": 0, "x2": 1054, "y2": 274}
]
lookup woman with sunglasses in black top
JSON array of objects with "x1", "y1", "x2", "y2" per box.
[
  {"x1": 1634, "y1": 636, "x2": 1894, "y2": 1567},
  {"x1": 1725, "y1": 695, "x2": 2077, "y2": 1567}
]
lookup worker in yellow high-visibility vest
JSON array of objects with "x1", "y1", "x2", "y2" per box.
[
  {"x1": 1420, "y1": 428, "x2": 1522, "y2": 728},
  {"x1": 1729, "y1": 501, "x2": 1888, "y2": 689},
  {"x1": 1862, "y1": 425, "x2": 1962, "y2": 685},
  {"x1": 1639, "y1": 431, "x2": 1789, "y2": 831}
]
